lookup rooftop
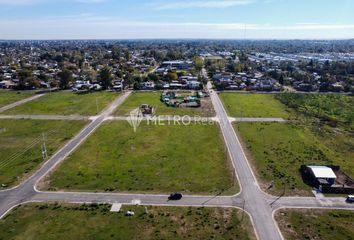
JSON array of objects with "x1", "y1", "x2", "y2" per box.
[{"x1": 307, "y1": 166, "x2": 337, "y2": 179}]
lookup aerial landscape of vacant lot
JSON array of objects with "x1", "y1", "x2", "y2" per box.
[
  {"x1": 114, "y1": 92, "x2": 215, "y2": 117},
  {"x1": 220, "y1": 93, "x2": 290, "y2": 118},
  {"x1": 0, "y1": 91, "x2": 33, "y2": 108},
  {"x1": 275, "y1": 209, "x2": 354, "y2": 240},
  {"x1": 2, "y1": 92, "x2": 119, "y2": 116},
  {"x1": 233, "y1": 93, "x2": 353, "y2": 195},
  {"x1": 47, "y1": 121, "x2": 236, "y2": 194},
  {"x1": 0, "y1": 204, "x2": 255, "y2": 240},
  {"x1": 0, "y1": 119, "x2": 87, "y2": 188},
  {"x1": 235, "y1": 121, "x2": 354, "y2": 195}
]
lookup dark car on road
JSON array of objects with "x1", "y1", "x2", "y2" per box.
[
  {"x1": 346, "y1": 195, "x2": 354, "y2": 203},
  {"x1": 168, "y1": 192, "x2": 183, "y2": 200}
]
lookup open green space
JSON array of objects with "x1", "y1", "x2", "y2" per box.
[
  {"x1": 277, "y1": 93, "x2": 354, "y2": 130},
  {"x1": 48, "y1": 121, "x2": 236, "y2": 195},
  {"x1": 114, "y1": 92, "x2": 214, "y2": 117},
  {"x1": 0, "y1": 203, "x2": 255, "y2": 240},
  {"x1": 275, "y1": 209, "x2": 354, "y2": 240},
  {"x1": 235, "y1": 122, "x2": 354, "y2": 196},
  {"x1": 2, "y1": 91, "x2": 119, "y2": 116},
  {"x1": 0, "y1": 119, "x2": 87, "y2": 188},
  {"x1": 220, "y1": 93, "x2": 290, "y2": 118},
  {"x1": 0, "y1": 91, "x2": 33, "y2": 108}
]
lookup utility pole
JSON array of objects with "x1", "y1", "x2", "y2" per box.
[
  {"x1": 41, "y1": 133, "x2": 47, "y2": 160},
  {"x1": 96, "y1": 97, "x2": 99, "y2": 115}
]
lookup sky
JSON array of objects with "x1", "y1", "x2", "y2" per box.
[{"x1": 0, "y1": 0, "x2": 354, "y2": 39}]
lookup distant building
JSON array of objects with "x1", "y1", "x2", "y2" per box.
[{"x1": 160, "y1": 61, "x2": 193, "y2": 70}]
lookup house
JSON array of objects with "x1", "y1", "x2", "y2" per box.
[
  {"x1": 160, "y1": 61, "x2": 193, "y2": 70},
  {"x1": 187, "y1": 81, "x2": 201, "y2": 90},
  {"x1": 113, "y1": 80, "x2": 124, "y2": 91},
  {"x1": 306, "y1": 165, "x2": 337, "y2": 187},
  {"x1": 139, "y1": 81, "x2": 155, "y2": 90},
  {"x1": 0, "y1": 80, "x2": 15, "y2": 89}
]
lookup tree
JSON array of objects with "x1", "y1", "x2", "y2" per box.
[
  {"x1": 58, "y1": 69, "x2": 73, "y2": 90},
  {"x1": 194, "y1": 57, "x2": 204, "y2": 72},
  {"x1": 167, "y1": 71, "x2": 178, "y2": 81},
  {"x1": 99, "y1": 66, "x2": 112, "y2": 90},
  {"x1": 17, "y1": 69, "x2": 32, "y2": 90}
]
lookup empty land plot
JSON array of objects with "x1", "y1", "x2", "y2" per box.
[
  {"x1": 276, "y1": 93, "x2": 354, "y2": 130},
  {"x1": 48, "y1": 121, "x2": 237, "y2": 195},
  {"x1": 114, "y1": 92, "x2": 214, "y2": 117},
  {"x1": 0, "y1": 91, "x2": 33, "y2": 108},
  {"x1": 220, "y1": 93, "x2": 290, "y2": 118},
  {"x1": 0, "y1": 204, "x2": 256, "y2": 240},
  {"x1": 0, "y1": 119, "x2": 87, "y2": 188},
  {"x1": 275, "y1": 209, "x2": 354, "y2": 240},
  {"x1": 3, "y1": 91, "x2": 119, "y2": 116},
  {"x1": 235, "y1": 122, "x2": 354, "y2": 196}
]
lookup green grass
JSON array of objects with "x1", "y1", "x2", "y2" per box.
[
  {"x1": 0, "y1": 91, "x2": 33, "y2": 108},
  {"x1": 114, "y1": 92, "x2": 214, "y2": 117},
  {"x1": 0, "y1": 119, "x2": 87, "y2": 188},
  {"x1": 3, "y1": 91, "x2": 120, "y2": 116},
  {"x1": 235, "y1": 122, "x2": 354, "y2": 196},
  {"x1": 275, "y1": 209, "x2": 354, "y2": 240},
  {"x1": 0, "y1": 203, "x2": 255, "y2": 240},
  {"x1": 220, "y1": 93, "x2": 290, "y2": 118},
  {"x1": 48, "y1": 121, "x2": 236, "y2": 195},
  {"x1": 276, "y1": 93, "x2": 354, "y2": 130}
]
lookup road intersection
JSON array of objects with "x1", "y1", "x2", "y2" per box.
[{"x1": 0, "y1": 89, "x2": 353, "y2": 240}]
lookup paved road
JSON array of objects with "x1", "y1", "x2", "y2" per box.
[
  {"x1": 0, "y1": 94, "x2": 45, "y2": 113},
  {"x1": 208, "y1": 82, "x2": 284, "y2": 240}
]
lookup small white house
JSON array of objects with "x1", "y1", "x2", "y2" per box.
[{"x1": 307, "y1": 166, "x2": 337, "y2": 186}]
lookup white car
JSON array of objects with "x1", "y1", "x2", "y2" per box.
[{"x1": 347, "y1": 195, "x2": 354, "y2": 203}]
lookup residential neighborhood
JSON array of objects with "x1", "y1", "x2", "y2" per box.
[{"x1": 0, "y1": 0, "x2": 354, "y2": 239}]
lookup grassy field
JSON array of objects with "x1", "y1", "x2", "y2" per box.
[
  {"x1": 220, "y1": 93, "x2": 290, "y2": 118},
  {"x1": 48, "y1": 121, "x2": 236, "y2": 195},
  {"x1": 277, "y1": 93, "x2": 354, "y2": 130},
  {"x1": 235, "y1": 122, "x2": 354, "y2": 196},
  {"x1": 0, "y1": 119, "x2": 87, "y2": 188},
  {"x1": 275, "y1": 209, "x2": 354, "y2": 240},
  {"x1": 0, "y1": 204, "x2": 255, "y2": 240},
  {"x1": 0, "y1": 91, "x2": 33, "y2": 108},
  {"x1": 3, "y1": 91, "x2": 119, "y2": 116},
  {"x1": 114, "y1": 92, "x2": 215, "y2": 117}
]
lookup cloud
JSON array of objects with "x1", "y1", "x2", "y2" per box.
[
  {"x1": 1, "y1": 16, "x2": 354, "y2": 39},
  {"x1": 151, "y1": 0, "x2": 255, "y2": 10}
]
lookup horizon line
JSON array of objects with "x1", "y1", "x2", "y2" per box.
[{"x1": 1, "y1": 38, "x2": 354, "y2": 41}]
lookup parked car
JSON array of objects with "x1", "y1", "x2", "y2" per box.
[
  {"x1": 168, "y1": 192, "x2": 183, "y2": 200},
  {"x1": 346, "y1": 195, "x2": 354, "y2": 203}
]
